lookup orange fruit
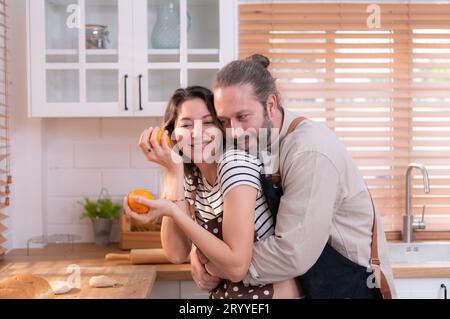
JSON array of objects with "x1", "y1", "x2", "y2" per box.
[
  {"x1": 127, "y1": 189, "x2": 154, "y2": 214},
  {"x1": 155, "y1": 128, "x2": 171, "y2": 146}
]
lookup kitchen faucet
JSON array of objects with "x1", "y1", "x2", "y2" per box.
[{"x1": 403, "y1": 163, "x2": 430, "y2": 243}]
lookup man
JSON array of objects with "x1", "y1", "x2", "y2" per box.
[{"x1": 190, "y1": 54, "x2": 396, "y2": 299}]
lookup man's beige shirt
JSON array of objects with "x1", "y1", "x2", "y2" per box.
[{"x1": 244, "y1": 110, "x2": 397, "y2": 298}]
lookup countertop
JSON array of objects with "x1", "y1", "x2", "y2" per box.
[
  {"x1": 2, "y1": 243, "x2": 450, "y2": 281},
  {"x1": 392, "y1": 264, "x2": 450, "y2": 278},
  {"x1": 0, "y1": 243, "x2": 193, "y2": 281}
]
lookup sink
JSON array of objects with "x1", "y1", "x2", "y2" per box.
[{"x1": 388, "y1": 242, "x2": 450, "y2": 264}]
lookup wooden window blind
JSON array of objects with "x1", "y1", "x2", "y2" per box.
[
  {"x1": 0, "y1": 0, "x2": 9, "y2": 257},
  {"x1": 239, "y1": 3, "x2": 450, "y2": 233}
]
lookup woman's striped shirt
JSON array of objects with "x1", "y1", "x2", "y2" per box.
[{"x1": 184, "y1": 149, "x2": 274, "y2": 241}]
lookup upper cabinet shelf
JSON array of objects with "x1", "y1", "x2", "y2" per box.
[
  {"x1": 46, "y1": 49, "x2": 119, "y2": 55},
  {"x1": 47, "y1": 48, "x2": 220, "y2": 55},
  {"x1": 27, "y1": 0, "x2": 235, "y2": 118},
  {"x1": 147, "y1": 49, "x2": 220, "y2": 55}
]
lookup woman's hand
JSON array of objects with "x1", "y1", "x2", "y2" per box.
[
  {"x1": 138, "y1": 126, "x2": 183, "y2": 173},
  {"x1": 123, "y1": 195, "x2": 179, "y2": 224}
]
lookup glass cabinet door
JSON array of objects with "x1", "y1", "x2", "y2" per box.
[
  {"x1": 146, "y1": 0, "x2": 181, "y2": 63},
  {"x1": 133, "y1": 0, "x2": 230, "y2": 116},
  {"x1": 187, "y1": 0, "x2": 220, "y2": 63},
  {"x1": 85, "y1": 0, "x2": 119, "y2": 104},
  {"x1": 187, "y1": 69, "x2": 218, "y2": 89},
  {"x1": 30, "y1": 0, "x2": 133, "y2": 116},
  {"x1": 186, "y1": 0, "x2": 221, "y2": 96},
  {"x1": 45, "y1": 0, "x2": 80, "y2": 104},
  {"x1": 132, "y1": 0, "x2": 182, "y2": 116}
]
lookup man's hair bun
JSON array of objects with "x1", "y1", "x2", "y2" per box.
[{"x1": 245, "y1": 54, "x2": 270, "y2": 69}]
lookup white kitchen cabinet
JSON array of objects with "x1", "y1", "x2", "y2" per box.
[
  {"x1": 150, "y1": 280, "x2": 209, "y2": 299},
  {"x1": 180, "y1": 280, "x2": 210, "y2": 299},
  {"x1": 154, "y1": 278, "x2": 450, "y2": 299},
  {"x1": 394, "y1": 278, "x2": 449, "y2": 299},
  {"x1": 27, "y1": 0, "x2": 235, "y2": 117},
  {"x1": 150, "y1": 280, "x2": 181, "y2": 299}
]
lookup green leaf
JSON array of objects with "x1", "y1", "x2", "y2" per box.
[{"x1": 79, "y1": 194, "x2": 122, "y2": 220}]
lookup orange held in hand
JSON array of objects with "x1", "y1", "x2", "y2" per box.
[
  {"x1": 127, "y1": 189, "x2": 154, "y2": 214},
  {"x1": 155, "y1": 128, "x2": 171, "y2": 146}
]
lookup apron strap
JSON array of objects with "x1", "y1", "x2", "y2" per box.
[
  {"x1": 271, "y1": 116, "x2": 307, "y2": 184},
  {"x1": 369, "y1": 193, "x2": 393, "y2": 299}
]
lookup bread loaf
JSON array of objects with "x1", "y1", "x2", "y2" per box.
[{"x1": 0, "y1": 273, "x2": 54, "y2": 299}]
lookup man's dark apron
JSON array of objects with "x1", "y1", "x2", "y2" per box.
[
  {"x1": 259, "y1": 117, "x2": 386, "y2": 299},
  {"x1": 261, "y1": 174, "x2": 383, "y2": 299}
]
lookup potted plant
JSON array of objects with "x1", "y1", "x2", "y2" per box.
[{"x1": 80, "y1": 188, "x2": 122, "y2": 246}]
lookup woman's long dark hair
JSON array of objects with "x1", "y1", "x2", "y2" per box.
[{"x1": 162, "y1": 86, "x2": 225, "y2": 186}]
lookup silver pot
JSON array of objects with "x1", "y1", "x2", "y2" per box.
[{"x1": 86, "y1": 24, "x2": 110, "y2": 49}]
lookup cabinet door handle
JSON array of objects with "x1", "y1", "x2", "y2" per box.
[
  {"x1": 124, "y1": 74, "x2": 129, "y2": 111},
  {"x1": 123, "y1": 74, "x2": 128, "y2": 111},
  {"x1": 441, "y1": 283, "x2": 447, "y2": 299},
  {"x1": 138, "y1": 74, "x2": 143, "y2": 111}
]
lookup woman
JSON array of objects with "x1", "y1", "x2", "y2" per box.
[{"x1": 123, "y1": 86, "x2": 301, "y2": 299}]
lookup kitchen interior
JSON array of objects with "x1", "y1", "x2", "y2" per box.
[{"x1": 0, "y1": 0, "x2": 450, "y2": 299}]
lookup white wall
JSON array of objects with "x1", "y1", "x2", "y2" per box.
[
  {"x1": 8, "y1": 0, "x2": 164, "y2": 248},
  {"x1": 8, "y1": 0, "x2": 44, "y2": 249},
  {"x1": 44, "y1": 117, "x2": 162, "y2": 243}
]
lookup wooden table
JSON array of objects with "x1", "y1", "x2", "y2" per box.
[
  {"x1": 0, "y1": 259, "x2": 157, "y2": 299},
  {"x1": 0, "y1": 243, "x2": 192, "y2": 281}
]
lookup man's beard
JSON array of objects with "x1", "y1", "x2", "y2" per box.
[
  {"x1": 243, "y1": 111, "x2": 273, "y2": 153},
  {"x1": 230, "y1": 110, "x2": 274, "y2": 154}
]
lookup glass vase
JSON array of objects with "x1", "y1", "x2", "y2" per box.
[{"x1": 151, "y1": 2, "x2": 191, "y2": 49}]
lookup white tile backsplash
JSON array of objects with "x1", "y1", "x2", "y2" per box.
[
  {"x1": 48, "y1": 224, "x2": 96, "y2": 243},
  {"x1": 44, "y1": 118, "x2": 163, "y2": 243},
  {"x1": 74, "y1": 140, "x2": 131, "y2": 169},
  {"x1": 101, "y1": 169, "x2": 160, "y2": 196},
  {"x1": 45, "y1": 118, "x2": 102, "y2": 142},
  {"x1": 47, "y1": 198, "x2": 79, "y2": 225},
  {"x1": 101, "y1": 118, "x2": 162, "y2": 139},
  {"x1": 47, "y1": 169, "x2": 103, "y2": 197},
  {"x1": 47, "y1": 143, "x2": 74, "y2": 169},
  {"x1": 130, "y1": 143, "x2": 158, "y2": 168}
]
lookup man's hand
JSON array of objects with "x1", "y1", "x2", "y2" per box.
[
  {"x1": 190, "y1": 246, "x2": 220, "y2": 291},
  {"x1": 196, "y1": 247, "x2": 209, "y2": 264}
]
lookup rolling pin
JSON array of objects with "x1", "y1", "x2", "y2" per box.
[{"x1": 105, "y1": 248, "x2": 170, "y2": 265}]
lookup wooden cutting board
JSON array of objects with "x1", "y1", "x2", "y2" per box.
[{"x1": 0, "y1": 260, "x2": 156, "y2": 299}]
